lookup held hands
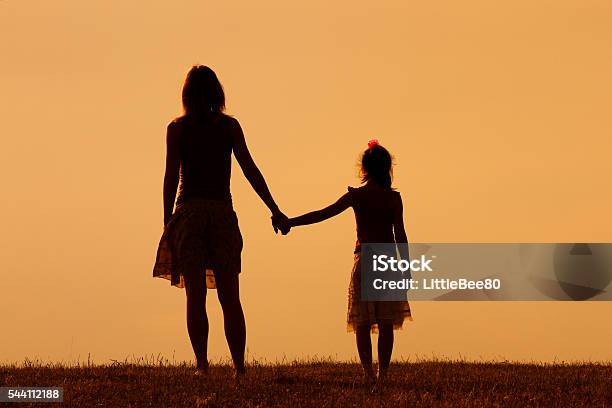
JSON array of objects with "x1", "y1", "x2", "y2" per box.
[{"x1": 271, "y1": 210, "x2": 291, "y2": 235}]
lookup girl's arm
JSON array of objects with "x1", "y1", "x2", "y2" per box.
[
  {"x1": 289, "y1": 193, "x2": 351, "y2": 227},
  {"x1": 163, "y1": 121, "x2": 181, "y2": 225},
  {"x1": 230, "y1": 117, "x2": 285, "y2": 220},
  {"x1": 393, "y1": 193, "x2": 409, "y2": 261}
]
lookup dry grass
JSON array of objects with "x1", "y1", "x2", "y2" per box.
[{"x1": 1, "y1": 358, "x2": 610, "y2": 407}]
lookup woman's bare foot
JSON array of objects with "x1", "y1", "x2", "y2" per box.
[
  {"x1": 194, "y1": 361, "x2": 209, "y2": 376},
  {"x1": 233, "y1": 369, "x2": 246, "y2": 386}
]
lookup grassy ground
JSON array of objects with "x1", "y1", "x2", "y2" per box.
[{"x1": 1, "y1": 359, "x2": 610, "y2": 407}]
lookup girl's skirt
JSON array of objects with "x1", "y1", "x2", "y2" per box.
[
  {"x1": 347, "y1": 252, "x2": 413, "y2": 333},
  {"x1": 153, "y1": 198, "x2": 243, "y2": 289}
]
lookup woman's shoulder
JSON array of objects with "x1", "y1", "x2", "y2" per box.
[
  {"x1": 168, "y1": 115, "x2": 189, "y2": 130},
  {"x1": 223, "y1": 114, "x2": 240, "y2": 128},
  {"x1": 169, "y1": 116, "x2": 184, "y2": 125},
  {"x1": 166, "y1": 117, "x2": 186, "y2": 140},
  {"x1": 389, "y1": 189, "x2": 402, "y2": 202},
  {"x1": 170, "y1": 112, "x2": 236, "y2": 125},
  {"x1": 210, "y1": 113, "x2": 241, "y2": 134}
]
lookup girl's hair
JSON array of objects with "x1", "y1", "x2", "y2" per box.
[
  {"x1": 360, "y1": 143, "x2": 394, "y2": 189},
  {"x1": 182, "y1": 65, "x2": 225, "y2": 115}
]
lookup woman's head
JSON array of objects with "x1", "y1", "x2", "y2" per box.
[
  {"x1": 360, "y1": 140, "x2": 394, "y2": 189},
  {"x1": 182, "y1": 65, "x2": 225, "y2": 115}
]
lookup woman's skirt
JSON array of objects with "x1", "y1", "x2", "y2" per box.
[
  {"x1": 153, "y1": 198, "x2": 243, "y2": 289},
  {"x1": 347, "y1": 252, "x2": 413, "y2": 333}
]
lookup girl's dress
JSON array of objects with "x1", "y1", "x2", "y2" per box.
[
  {"x1": 345, "y1": 186, "x2": 413, "y2": 333},
  {"x1": 152, "y1": 115, "x2": 243, "y2": 289}
]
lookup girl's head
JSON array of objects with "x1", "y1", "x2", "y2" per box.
[
  {"x1": 360, "y1": 140, "x2": 394, "y2": 189},
  {"x1": 182, "y1": 65, "x2": 225, "y2": 115}
]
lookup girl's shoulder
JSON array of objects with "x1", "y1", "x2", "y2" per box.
[
  {"x1": 346, "y1": 186, "x2": 364, "y2": 207},
  {"x1": 347, "y1": 186, "x2": 402, "y2": 207},
  {"x1": 347, "y1": 185, "x2": 365, "y2": 196},
  {"x1": 348, "y1": 185, "x2": 401, "y2": 195},
  {"x1": 347, "y1": 185, "x2": 401, "y2": 205}
]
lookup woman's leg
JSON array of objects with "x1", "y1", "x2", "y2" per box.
[
  {"x1": 377, "y1": 323, "x2": 394, "y2": 377},
  {"x1": 183, "y1": 272, "x2": 209, "y2": 371},
  {"x1": 215, "y1": 272, "x2": 246, "y2": 374},
  {"x1": 355, "y1": 325, "x2": 375, "y2": 380}
]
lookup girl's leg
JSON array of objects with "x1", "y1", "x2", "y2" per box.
[
  {"x1": 377, "y1": 323, "x2": 394, "y2": 377},
  {"x1": 355, "y1": 325, "x2": 375, "y2": 380},
  {"x1": 215, "y1": 272, "x2": 246, "y2": 374},
  {"x1": 183, "y1": 272, "x2": 209, "y2": 371}
]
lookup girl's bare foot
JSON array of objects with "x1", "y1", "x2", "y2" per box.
[
  {"x1": 363, "y1": 366, "x2": 376, "y2": 386},
  {"x1": 371, "y1": 369, "x2": 387, "y2": 392}
]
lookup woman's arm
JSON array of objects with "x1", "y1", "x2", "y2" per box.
[
  {"x1": 230, "y1": 118, "x2": 284, "y2": 219},
  {"x1": 393, "y1": 193, "x2": 410, "y2": 262},
  {"x1": 288, "y1": 193, "x2": 351, "y2": 227},
  {"x1": 163, "y1": 121, "x2": 180, "y2": 225}
]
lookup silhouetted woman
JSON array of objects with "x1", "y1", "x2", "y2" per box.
[{"x1": 153, "y1": 66, "x2": 287, "y2": 376}]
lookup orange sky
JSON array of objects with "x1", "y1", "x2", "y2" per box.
[{"x1": 1, "y1": 0, "x2": 611, "y2": 364}]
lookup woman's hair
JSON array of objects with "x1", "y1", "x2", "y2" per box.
[
  {"x1": 360, "y1": 142, "x2": 394, "y2": 189},
  {"x1": 182, "y1": 65, "x2": 225, "y2": 115}
]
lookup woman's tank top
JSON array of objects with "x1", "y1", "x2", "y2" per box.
[{"x1": 175, "y1": 114, "x2": 233, "y2": 204}]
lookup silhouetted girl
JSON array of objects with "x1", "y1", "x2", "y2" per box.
[
  {"x1": 153, "y1": 66, "x2": 287, "y2": 377},
  {"x1": 280, "y1": 140, "x2": 412, "y2": 384}
]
